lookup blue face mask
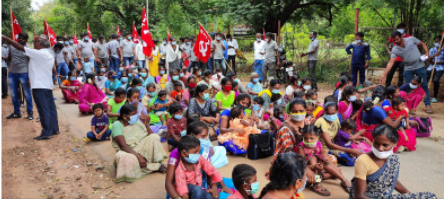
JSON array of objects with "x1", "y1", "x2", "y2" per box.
[
  {"x1": 111, "y1": 75, "x2": 118, "y2": 79},
  {"x1": 277, "y1": 99, "x2": 282, "y2": 104},
  {"x1": 187, "y1": 42, "x2": 191, "y2": 45},
  {"x1": 180, "y1": 73, "x2": 184, "y2": 78},
  {"x1": 253, "y1": 78, "x2": 259, "y2": 83},
  {"x1": 216, "y1": 37, "x2": 221, "y2": 41},
  {"x1": 64, "y1": 41, "x2": 69, "y2": 45},
  {"x1": 265, "y1": 38, "x2": 269, "y2": 42},
  {"x1": 272, "y1": 89, "x2": 280, "y2": 94},
  {"x1": 120, "y1": 38, "x2": 123, "y2": 41},
  {"x1": 198, "y1": 72, "x2": 202, "y2": 76},
  {"x1": 310, "y1": 37, "x2": 314, "y2": 41},
  {"x1": 297, "y1": 177, "x2": 307, "y2": 193},
  {"x1": 121, "y1": 77, "x2": 128, "y2": 83},
  {"x1": 324, "y1": 114, "x2": 338, "y2": 122},
  {"x1": 70, "y1": 76, "x2": 76, "y2": 81},
  {"x1": 303, "y1": 85, "x2": 311, "y2": 90},
  {"x1": 140, "y1": 72, "x2": 147, "y2": 77},
  {"x1": 348, "y1": 95, "x2": 357, "y2": 102},
  {"x1": 435, "y1": 43, "x2": 440, "y2": 48},
  {"x1": 202, "y1": 93, "x2": 209, "y2": 100},
  {"x1": 298, "y1": 81, "x2": 302, "y2": 86},
  {"x1": 119, "y1": 67, "x2": 124, "y2": 71},
  {"x1": 257, "y1": 38, "x2": 261, "y2": 42},
  {"x1": 174, "y1": 114, "x2": 183, "y2": 120},
  {"x1": 172, "y1": 76, "x2": 179, "y2": 81},
  {"x1": 180, "y1": 130, "x2": 187, "y2": 137},
  {"x1": 101, "y1": 68, "x2": 106, "y2": 73},
  {"x1": 253, "y1": 104, "x2": 260, "y2": 111},
  {"x1": 98, "y1": 76, "x2": 105, "y2": 80},
  {"x1": 184, "y1": 151, "x2": 199, "y2": 163},
  {"x1": 136, "y1": 86, "x2": 142, "y2": 90},
  {"x1": 128, "y1": 74, "x2": 133, "y2": 77},
  {"x1": 172, "y1": 41, "x2": 177, "y2": 45},
  {"x1": 246, "y1": 181, "x2": 260, "y2": 195},
  {"x1": 128, "y1": 36, "x2": 132, "y2": 40},
  {"x1": 69, "y1": 40, "x2": 74, "y2": 44},
  {"x1": 129, "y1": 99, "x2": 138, "y2": 104},
  {"x1": 128, "y1": 114, "x2": 138, "y2": 125},
  {"x1": 160, "y1": 71, "x2": 165, "y2": 75},
  {"x1": 84, "y1": 37, "x2": 89, "y2": 41},
  {"x1": 199, "y1": 138, "x2": 212, "y2": 148},
  {"x1": 147, "y1": 91, "x2": 157, "y2": 97},
  {"x1": 356, "y1": 40, "x2": 361, "y2": 43},
  {"x1": 163, "y1": 41, "x2": 167, "y2": 45}
]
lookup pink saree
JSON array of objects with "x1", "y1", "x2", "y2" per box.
[
  {"x1": 61, "y1": 79, "x2": 82, "y2": 103},
  {"x1": 399, "y1": 87, "x2": 425, "y2": 110},
  {"x1": 78, "y1": 83, "x2": 107, "y2": 113}
]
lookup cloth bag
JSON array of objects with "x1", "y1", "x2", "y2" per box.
[
  {"x1": 411, "y1": 117, "x2": 432, "y2": 137},
  {"x1": 247, "y1": 132, "x2": 275, "y2": 160}
]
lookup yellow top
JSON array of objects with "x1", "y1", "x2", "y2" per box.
[
  {"x1": 354, "y1": 154, "x2": 380, "y2": 180},
  {"x1": 314, "y1": 117, "x2": 341, "y2": 151}
]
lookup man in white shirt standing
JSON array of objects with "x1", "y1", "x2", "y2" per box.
[
  {"x1": 226, "y1": 34, "x2": 238, "y2": 73},
  {"x1": 254, "y1": 33, "x2": 265, "y2": 83},
  {"x1": 2, "y1": 34, "x2": 59, "y2": 140},
  {"x1": 135, "y1": 35, "x2": 145, "y2": 70}
]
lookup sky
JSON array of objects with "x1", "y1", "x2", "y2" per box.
[{"x1": 31, "y1": 0, "x2": 51, "y2": 11}]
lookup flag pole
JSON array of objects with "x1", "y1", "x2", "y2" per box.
[
  {"x1": 10, "y1": 6, "x2": 14, "y2": 40},
  {"x1": 428, "y1": 32, "x2": 444, "y2": 88},
  {"x1": 45, "y1": 18, "x2": 52, "y2": 47},
  {"x1": 144, "y1": 6, "x2": 148, "y2": 70}
]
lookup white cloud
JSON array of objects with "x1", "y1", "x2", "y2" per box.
[{"x1": 31, "y1": 0, "x2": 51, "y2": 11}]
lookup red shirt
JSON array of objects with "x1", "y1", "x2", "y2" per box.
[
  {"x1": 166, "y1": 117, "x2": 187, "y2": 137},
  {"x1": 388, "y1": 33, "x2": 411, "y2": 62}
]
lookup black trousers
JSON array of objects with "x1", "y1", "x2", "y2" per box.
[
  {"x1": 385, "y1": 61, "x2": 404, "y2": 87},
  {"x1": 426, "y1": 70, "x2": 444, "y2": 98},
  {"x1": 2, "y1": 67, "x2": 7, "y2": 97},
  {"x1": 228, "y1": 55, "x2": 236, "y2": 73},
  {"x1": 32, "y1": 89, "x2": 59, "y2": 137}
]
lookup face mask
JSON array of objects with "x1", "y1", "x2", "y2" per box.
[
  {"x1": 198, "y1": 72, "x2": 202, "y2": 76},
  {"x1": 397, "y1": 29, "x2": 404, "y2": 34},
  {"x1": 64, "y1": 41, "x2": 69, "y2": 45},
  {"x1": 121, "y1": 77, "x2": 128, "y2": 83},
  {"x1": 119, "y1": 67, "x2": 124, "y2": 71},
  {"x1": 372, "y1": 145, "x2": 394, "y2": 159},
  {"x1": 147, "y1": 91, "x2": 157, "y2": 97},
  {"x1": 265, "y1": 38, "x2": 269, "y2": 42},
  {"x1": 298, "y1": 81, "x2": 302, "y2": 86},
  {"x1": 324, "y1": 114, "x2": 338, "y2": 122},
  {"x1": 69, "y1": 76, "x2": 76, "y2": 81},
  {"x1": 356, "y1": 40, "x2": 361, "y2": 43},
  {"x1": 253, "y1": 104, "x2": 260, "y2": 111},
  {"x1": 290, "y1": 112, "x2": 306, "y2": 121},
  {"x1": 172, "y1": 75, "x2": 179, "y2": 81},
  {"x1": 310, "y1": 37, "x2": 314, "y2": 41},
  {"x1": 272, "y1": 89, "x2": 280, "y2": 94},
  {"x1": 120, "y1": 38, "x2": 123, "y2": 41},
  {"x1": 140, "y1": 72, "x2": 147, "y2": 77},
  {"x1": 202, "y1": 93, "x2": 209, "y2": 100},
  {"x1": 114, "y1": 97, "x2": 124, "y2": 103},
  {"x1": 348, "y1": 95, "x2": 357, "y2": 102},
  {"x1": 172, "y1": 41, "x2": 177, "y2": 45},
  {"x1": 188, "y1": 82, "x2": 197, "y2": 88},
  {"x1": 180, "y1": 130, "x2": 187, "y2": 137},
  {"x1": 435, "y1": 43, "x2": 440, "y2": 48},
  {"x1": 279, "y1": 115, "x2": 284, "y2": 119},
  {"x1": 111, "y1": 75, "x2": 118, "y2": 79},
  {"x1": 303, "y1": 85, "x2": 311, "y2": 90},
  {"x1": 277, "y1": 99, "x2": 282, "y2": 104},
  {"x1": 184, "y1": 151, "x2": 199, "y2": 164},
  {"x1": 98, "y1": 76, "x2": 105, "y2": 80},
  {"x1": 217, "y1": 72, "x2": 223, "y2": 76},
  {"x1": 199, "y1": 138, "x2": 212, "y2": 148},
  {"x1": 69, "y1": 40, "x2": 74, "y2": 44},
  {"x1": 216, "y1": 37, "x2": 221, "y2": 41},
  {"x1": 128, "y1": 114, "x2": 138, "y2": 125},
  {"x1": 234, "y1": 79, "x2": 240, "y2": 83},
  {"x1": 224, "y1": 85, "x2": 232, "y2": 92},
  {"x1": 84, "y1": 37, "x2": 89, "y2": 41},
  {"x1": 246, "y1": 181, "x2": 260, "y2": 195},
  {"x1": 187, "y1": 42, "x2": 191, "y2": 45},
  {"x1": 297, "y1": 177, "x2": 307, "y2": 193},
  {"x1": 409, "y1": 83, "x2": 417, "y2": 89},
  {"x1": 160, "y1": 71, "x2": 165, "y2": 75},
  {"x1": 136, "y1": 86, "x2": 142, "y2": 90},
  {"x1": 128, "y1": 74, "x2": 133, "y2": 77},
  {"x1": 256, "y1": 38, "x2": 261, "y2": 42},
  {"x1": 180, "y1": 73, "x2": 184, "y2": 77},
  {"x1": 129, "y1": 99, "x2": 138, "y2": 104},
  {"x1": 100, "y1": 68, "x2": 106, "y2": 73},
  {"x1": 174, "y1": 114, "x2": 183, "y2": 120},
  {"x1": 128, "y1": 36, "x2": 132, "y2": 40},
  {"x1": 303, "y1": 138, "x2": 318, "y2": 148},
  {"x1": 253, "y1": 78, "x2": 259, "y2": 83}
]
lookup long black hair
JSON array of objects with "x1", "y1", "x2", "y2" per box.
[
  {"x1": 333, "y1": 75, "x2": 351, "y2": 94},
  {"x1": 385, "y1": 86, "x2": 398, "y2": 100},
  {"x1": 117, "y1": 104, "x2": 137, "y2": 121},
  {"x1": 194, "y1": 84, "x2": 208, "y2": 98},
  {"x1": 372, "y1": 124, "x2": 399, "y2": 144},
  {"x1": 339, "y1": 85, "x2": 356, "y2": 102},
  {"x1": 86, "y1": 73, "x2": 98, "y2": 90},
  {"x1": 259, "y1": 152, "x2": 307, "y2": 198}
]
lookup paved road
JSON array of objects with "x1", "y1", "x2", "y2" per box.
[{"x1": 52, "y1": 88, "x2": 444, "y2": 198}]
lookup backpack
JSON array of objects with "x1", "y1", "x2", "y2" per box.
[{"x1": 411, "y1": 117, "x2": 432, "y2": 137}]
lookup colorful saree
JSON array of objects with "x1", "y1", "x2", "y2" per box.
[
  {"x1": 61, "y1": 79, "x2": 82, "y2": 103},
  {"x1": 78, "y1": 83, "x2": 107, "y2": 113},
  {"x1": 399, "y1": 87, "x2": 425, "y2": 110}
]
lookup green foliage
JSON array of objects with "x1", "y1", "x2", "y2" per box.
[{"x1": 1, "y1": 0, "x2": 33, "y2": 36}]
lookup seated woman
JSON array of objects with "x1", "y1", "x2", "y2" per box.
[
  {"x1": 112, "y1": 104, "x2": 167, "y2": 182},
  {"x1": 333, "y1": 75, "x2": 352, "y2": 101},
  {"x1": 190, "y1": 66, "x2": 202, "y2": 82},
  {"x1": 356, "y1": 86, "x2": 417, "y2": 153},
  {"x1": 78, "y1": 74, "x2": 108, "y2": 114},
  {"x1": 187, "y1": 84, "x2": 220, "y2": 126},
  {"x1": 246, "y1": 72, "x2": 262, "y2": 99},
  {"x1": 95, "y1": 70, "x2": 108, "y2": 91},
  {"x1": 127, "y1": 78, "x2": 146, "y2": 101},
  {"x1": 259, "y1": 152, "x2": 306, "y2": 199},
  {"x1": 198, "y1": 70, "x2": 217, "y2": 97},
  {"x1": 338, "y1": 85, "x2": 357, "y2": 120},
  {"x1": 104, "y1": 70, "x2": 122, "y2": 99},
  {"x1": 139, "y1": 68, "x2": 155, "y2": 87},
  {"x1": 126, "y1": 88, "x2": 151, "y2": 129},
  {"x1": 156, "y1": 66, "x2": 170, "y2": 90},
  {"x1": 226, "y1": 72, "x2": 246, "y2": 93},
  {"x1": 399, "y1": 76, "x2": 428, "y2": 114},
  {"x1": 216, "y1": 77, "x2": 236, "y2": 111},
  {"x1": 119, "y1": 71, "x2": 130, "y2": 90},
  {"x1": 350, "y1": 124, "x2": 436, "y2": 199},
  {"x1": 60, "y1": 70, "x2": 81, "y2": 104},
  {"x1": 259, "y1": 79, "x2": 285, "y2": 117},
  {"x1": 381, "y1": 85, "x2": 400, "y2": 109},
  {"x1": 218, "y1": 93, "x2": 252, "y2": 155},
  {"x1": 107, "y1": 87, "x2": 126, "y2": 129},
  {"x1": 285, "y1": 74, "x2": 301, "y2": 103}
]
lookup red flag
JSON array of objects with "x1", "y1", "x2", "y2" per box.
[
  {"x1": 117, "y1": 26, "x2": 121, "y2": 35},
  {"x1": 193, "y1": 25, "x2": 212, "y2": 63},
  {"x1": 87, "y1": 23, "x2": 92, "y2": 39},
  {"x1": 43, "y1": 20, "x2": 57, "y2": 46},
  {"x1": 132, "y1": 24, "x2": 140, "y2": 43},
  {"x1": 141, "y1": 7, "x2": 155, "y2": 57},
  {"x1": 167, "y1": 28, "x2": 171, "y2": 43},
  {"x1": 183, "y1": 52, "x2": 190, "y2": 67},
  {"x1": 218, "y1": 28, "x2": 221, "y2": 33},
  {"x1": 73, "y1": 32, "x2": 78, "y2": 46},
  {"x1": 10, "y1": 12, "x2": 22, "y2": 41},
  {"x1": 262, "y1": 27, "x2": 265, "y2": 40}
]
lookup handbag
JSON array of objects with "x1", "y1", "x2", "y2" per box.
[
  {"x1": 412, "y1": 117, "x2": 432, "y2": 137},
  {"x1": 247, "y1": 132, "x2": 275, "y2": 160}
]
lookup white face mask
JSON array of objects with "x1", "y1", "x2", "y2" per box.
[
  {"x1": 372, "y1": 145, "x2": 394, "y2": 159},
  {"x1": 397, "y1": 29, "x2": 404, "y2": 34},
  {"x1": 409, "y1": 83, "x2": 417, "y2": 89}
]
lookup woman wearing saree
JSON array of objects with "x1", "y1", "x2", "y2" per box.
[
  {"x1": 142, "y1": 83, "x2": 174, "y2": 125},
  {"x1": 350, "y1": 124, "x2": 436, "y2": 199},
  {"x1": 246, "y1": 72, "x2": 263, "y2": 99},
  {"x1": 338, "y1": 85, "x2": 357, "y2": 120},
  {"x1": 356, "y1": 86, "x2": 417, "y2": 153},
  {"x1": 156, "y1": 66, "x2": 169, "y2": 90},
  {"x1": 139, "y1": 68, "x2": 155, "y2": 87},
  {"x1": 60, "y1": 70, "x2": 82, "y2": 103},
  {"x1": 259, "y1": 79, "x2": 285, "y2": 117},
  {"x1": 104, "y1": 70, "x2": 122, "y2": 99},
  {"x1": 112, "y1": 104, "x2": 167, "y2": 183},
  {"x1": 148, "y1": 41, "x2": 160, "y2": 77},
  {"x1": 284, "y1": 75, "x2": 301, "y2": 103},
  {"x1": 78, "y1": 74, "x2": 108, "y2": 113},
  {"x1": 399, "y1": 76, "x2": 427, "y2": 114},
  {"x1": 215, "y1": 77, "x2": 236, "y2": 111}
]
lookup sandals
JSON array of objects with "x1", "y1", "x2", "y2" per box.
[
  {"x1": 340, "y1": 181, "x2": 352, "y2": 193},
  {"x1": 308, "y1": 183, "x2": 331, "y2": 197},
  {"x1": 426, "y1": 108, "x2": 433, "y2": 114}
]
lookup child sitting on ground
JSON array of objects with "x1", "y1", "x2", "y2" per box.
[
  {"x1": 171, "y1": 81, "x2": 184, "y2": 102},
  {"x1": 305, "y1": 90, "x2": 323, "y2": 118},
  {"x1": 153, "y1": 90, "x2": 170, "y2": 126},
  {"x1": 167, "y1": 103, "x2": 187, "y2": 151},
  {"x1": 385, "y1": 96, "x2": 410, "y2": 143},
  {"x1": 84, "y1": 103, "x2": 111, "y2": 142},
  {"x1": 229, "y1": 164, "x2": 259, "y2": 199},
  {"x1": 175, "y1": 135, "x2": 224, "y2": 199},
  {"x1": 294, "y1": 90, "x2": 305, "y2": 100},
  {"x1": 334, "y1": 119, "x2": 372, "y2": 156},
  {"x1": 305, "y1": 102, "x2": 316, "y2": 125},
  {"x1": 296, "y1": 125, "x2": 352, "y2": 195},
  {"x1": 81, "y1": 57, "x2": 94, "y2": 76},
  {"x1": 269, "y1": 105, "x2": 286, "y2": 133},
  {"x1": 252, "y1": 97, "x2": 267, "y2": 128}
]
